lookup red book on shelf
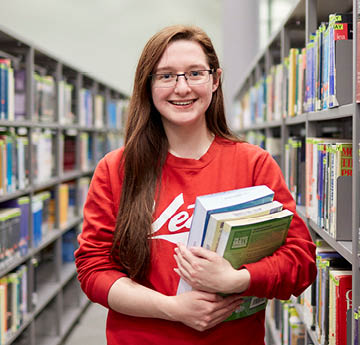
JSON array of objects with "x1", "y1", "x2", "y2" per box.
[{"x1": 329, "y1": 269, "x2": 352, "y2": 345}]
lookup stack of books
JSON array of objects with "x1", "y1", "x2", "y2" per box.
[{"x1": 177, "y1": 185, "x2": 293, "y2": 321}]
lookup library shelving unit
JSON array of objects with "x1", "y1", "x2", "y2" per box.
[
  {"x1": 0, "y1": 26, "x2": 127, "y2": 345},
  {"x1": 234, "y1": 0, "x2": 360, "y2": 344}
]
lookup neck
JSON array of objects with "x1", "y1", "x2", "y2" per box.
[{"x1": 167, "y1": 129, "x2": 215, "y2": 160}]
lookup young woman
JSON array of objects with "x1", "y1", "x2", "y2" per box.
[{"x1": 75, "y1": 25, "x2": 317, "y2": 344}]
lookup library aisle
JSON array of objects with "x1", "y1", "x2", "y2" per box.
[{"x1": 64, "y1": 302, "x2": 107, "y2": 345}]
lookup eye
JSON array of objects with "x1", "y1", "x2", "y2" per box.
[
  {"x1": 160, "y1": 73, "x2": 174, "y2": 80},
  {"x1": 189, "y1": 71, "x2": 201, "y2": 77}
]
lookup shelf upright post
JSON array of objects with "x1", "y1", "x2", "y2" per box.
[
  {"x1": 352, "y1": 1, "x2": 360, "y2": 344},
  {"x1": 305, "y1": 0, "x2": 318, "y2": 140},
  {"x1": 91, "y1": 81, "x2": 98, "y2": 167},
  {"x1": 105, "y1": 87, "x2": 111, "y2": 130},
  {"x1": 75, "y1": 72, "x2": 83, "y2": 172},
  {"x1": 265, "y1": 48, "x2": 272, "y2": 139},
  {"x1": 305, "y1": 0, "x2": 317, "y2": 46},
  {"x1": 55, "y1": 62, "x2": 63, "y2": 177},
  {"x1": 280, "y1": 26, "x2": 290, "y2": 172}
]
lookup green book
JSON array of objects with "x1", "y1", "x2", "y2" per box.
[{"x1": 217, "y1": 209, "x2": 293, "y2": 320}]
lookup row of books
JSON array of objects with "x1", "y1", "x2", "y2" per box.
[
  {"x1": 176, "y1": 185, "x2": 293, "y2": 321},
  {"x1": 0, "y1": 224, "x2": 81, "y2": 345},
  {"x1": 0, "y1": 178, "x2": 90, "y2": 271},
  {"x1": 237, "y1": 12, "x2": 353, "y2": 129},
  {"x1": 0, "y1": 128, "x2": 119, "y2": 197},
  {"x1": 298, "y1": 240, "x2": 353, "y2": 345},
  {"x1": 0, "y1": 191, "x2": 55, "y2": 265},
  {"x1": 305, "y1": 138, "x2": 352, "y2": 240},
  {"x1": 244, "y1": 131, "x2": 282, "y2": 164},
  {"x1": 0, "y1": 264, "x2": 27, "y2": 345},
  {"x1": 0, "y1": 60, "x2": 128, "y2": 128},
  {"x1": 0, "y1": 130, "x2": 29, "y2": 196},
  {"x1": 78, "y1": 89, "x2": 128, "y2": 129},
  {"x1": 284, "y1": 136, "x2": 306, "y2": 207},
  {"x1": 268, "y1": 299, "x2": 307, "y2": 345},
  {"x1": 282, "y1": 135, "x2": 353, "y2": 241},
  {"x1": 62, "y1": 131, "x2": 123, "y2": 173}
]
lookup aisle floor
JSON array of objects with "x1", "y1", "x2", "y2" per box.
[{"x1": 64, "y1": 302, "x2": 108, "y2": 345}]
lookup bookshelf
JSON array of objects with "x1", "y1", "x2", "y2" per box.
[
  {"x1": 0, "y1": 26, "x2": 127, "y2": 345},
  {"x1": 234, "y1": 0, "x2": 360, "y2": 344}
]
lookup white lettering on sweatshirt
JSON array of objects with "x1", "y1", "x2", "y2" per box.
[{"x1": 151, "y1": 193, "x2": 194, "y2": 244}]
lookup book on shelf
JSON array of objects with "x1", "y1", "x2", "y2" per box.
[
  {"x1": 0, "y1": 58, "x2": 15, "y2": 121},
  {"x1": 32, "y1": 196, "x2": 42, "y2": 248},
  {"x1": 14, "y1": 69, "x2": 26, "y2": 121},
  {"x1": 287, "y1": 48, "x2": 298, "y2": 117},
  {"x1": 94, "y1": 94, "x2": 105, "y2": 128},
  {"x1": 328, "y1": 269, "x2": 352, "y2": 345},
  {"x1": 59, "y1": 183, "x2": 69, "y2": 227},
  {"x1": 0, "y1": 264, "x2": 27, "y2": 342},
  {"x1": 288, "y1": 306, "x2": 305, "y2": 345},
  {"x1": 62, "y1": 228, "x2": 77, "y2": 263},
  {"x1": 328, "y1": 13, "x2": 353, "y2": 109},
  {"x1": 285, "y1": 136, "x2": 305, "y2": 206},
  {"x1": 63, "y1": 134, "x2": 76, "y2": 172},
  {"x1": 203, "y1": 200, "x2": 283, "y2": 252},
  {"x1": 315, "y1": 248, "x2": 350, "y2": 345},
  {"x1": 58, "y1": 80, "x2": 75, "y2": 125}
]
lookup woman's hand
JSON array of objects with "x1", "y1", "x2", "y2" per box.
[
  {"x1": 174, "y1": 243, "x2": 250, "y2": 294},
  {"x1": 167, "y1": 290, "x2": 244, "y2": 332}
]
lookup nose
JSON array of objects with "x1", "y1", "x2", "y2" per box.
[{"x1": 174, "y1": 75, "x2": 191, "y2": 94}]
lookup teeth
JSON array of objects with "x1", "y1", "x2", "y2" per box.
[{"x1": 172, "y1": 101, "x2": 193, "y2": 106}]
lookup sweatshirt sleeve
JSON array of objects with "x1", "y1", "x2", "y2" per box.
[
  {"x1": 241, "y1": 149, "x2": 317, "y2": 300},
  {"x1": 75, "y1": 155, "x2": 127, "y2": 308}
]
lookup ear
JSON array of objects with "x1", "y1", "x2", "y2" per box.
[{"x1": 212, "y1": 68, "x2": 222, "y2": 92}]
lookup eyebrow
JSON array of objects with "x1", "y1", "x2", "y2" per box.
[{"x1": 155, "y1": 64, "x2": 209, "y2": 73}]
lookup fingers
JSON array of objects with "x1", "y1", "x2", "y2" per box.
[
  {"x1": 177, "y1": 243, "x2": 215, "y2": 261},
  {"x1": 173, "y1": 251, "x2": 194, "y2": 284},
  {"x1": 188, "y1": 245, "x2": 217, "y2": 260}
]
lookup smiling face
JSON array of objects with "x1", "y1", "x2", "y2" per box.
[{"x1": 151, "y1": 39, "x2": 220, "y2": 133}]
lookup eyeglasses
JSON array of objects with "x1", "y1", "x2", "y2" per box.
[{"x1": 150, "y1": 69, "x2": 214, "y2": 88}]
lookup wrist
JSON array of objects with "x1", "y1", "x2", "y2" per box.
[
  {"x1": 226, "y1": 268, "x2": 251, "y2": 294},
  {"x1": 157, "y1": 295, "x2": 178, "y2": 322}
]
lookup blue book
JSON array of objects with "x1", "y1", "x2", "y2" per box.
[
  {"x1": 18, "y1": 197, "x2": 29, "y2": 256},
  {"x1": 32, "y1": 197, "x2": 43, "y2": 248},
  {"x1": 0, "y1": 60, "x2": 9, "y2": 120}
]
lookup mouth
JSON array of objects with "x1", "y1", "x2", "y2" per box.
[{"x1": 168, "y1": 99, "x2": 197, "y2": 107}]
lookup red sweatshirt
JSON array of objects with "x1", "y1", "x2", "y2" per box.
[{"x1": 75, "y1": 136, "x2": 317, "y2": 345}]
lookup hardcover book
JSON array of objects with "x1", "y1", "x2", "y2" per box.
[{"x1": 329, "y1": 269, "x2": 352, "y2": 345}]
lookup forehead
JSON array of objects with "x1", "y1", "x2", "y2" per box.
[{"x1": 155, "y1": 39, "x2": 209, "y2": 70}]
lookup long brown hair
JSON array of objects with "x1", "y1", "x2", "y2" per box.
[{"x1": 112, "y1": 25, "x2": 239, "y2": 281}]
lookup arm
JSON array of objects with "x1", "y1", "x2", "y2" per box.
[
  {"x1": 108, "y1": 276, "x2": 245, "y2": 331},
  {"x1": 244, "y1": 150, "x2": 317, "y2": 299},
  {"x1": 174, "y1": 149, "x2": 317, "y2": 300}
]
